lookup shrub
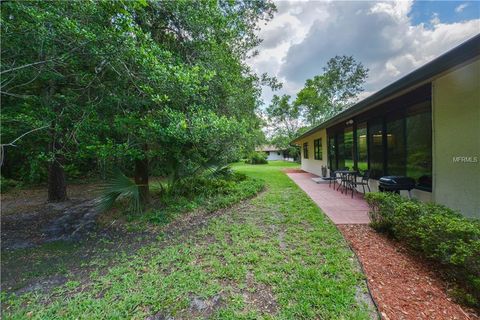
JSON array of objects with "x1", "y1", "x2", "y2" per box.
[
  {"x1": 244, "y1": 151, "x2": 268, "y2": 164},
  {"x1": 0, "y1": 176, "x2": 20, "y2": 192},
  {"x1": 139, "y1": 173, "x2": 264, "y2": 225},
  {"x1": 365, "y1": 192, "x2": 480, "y2": 306}
]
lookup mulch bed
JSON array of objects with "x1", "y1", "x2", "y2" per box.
[
  {"x1": 338, "y1": 225, "x2": 479, "y2": 320},
  {"x1": 282, "y1": 168, "x2": 307, "y2": 173}
]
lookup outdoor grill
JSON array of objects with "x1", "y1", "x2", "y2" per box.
[{"x1": 378, "y1": 176, "x2": 416, "y2": 197}]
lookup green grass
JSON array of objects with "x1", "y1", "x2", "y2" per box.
[{"x1": 2, "y1": 161, "x2": 374, "y2": 319}]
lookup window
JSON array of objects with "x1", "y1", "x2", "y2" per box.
[
  {"x1": 314, "y1": 138, "x2": 323, "y2": 160},
  {"x1": 369, "y1": 118, "x2": 384, "y2": 178},
  {"x1": 384, "y1": 103, "x2": 432, "y2": 190},
  {"x1": 406, "y1": 104, "x2": 432, "y2": 190},
  {"x1": 344, "y1": 127, "x2": 354, "y2": 169},
  {"x1": 336, "y1": 132, "x2": 346, "y2": 169},
  {"x1": 277, "y1": 152, "x2": 281, "y2": 156},
  {"x1": 356, "y1": 122, "x2": 368, "y2": 171},
  {"x1": 328, "y1": 136, "x2": 336, "y2": 170},
  {"x1": 386, "y1": 115, "x2": 406, "y2": 176},
  {"x1": 325, "y1": 85, "x2": 431, "y2": 190},
  {"x1": 303, "y1": 142, "x2": 309, "y2": 159}
]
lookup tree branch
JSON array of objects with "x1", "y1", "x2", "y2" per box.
[
  {"x1": 0, "y1": 59, "x2": 57, "y2": 75},
  {"x1": 1, "y1": 125, "x2": 50, "y2": 148}
]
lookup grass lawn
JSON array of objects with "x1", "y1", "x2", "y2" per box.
[{"x1": 2, "y1": 161, "x2": 375, "y2": 319}]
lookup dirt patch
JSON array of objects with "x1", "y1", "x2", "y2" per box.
[
  {"x1": 1, "y1": 183, "x2": 103, "y2": 250},
  {"x1": 338, "y1": 224, "x2": 479, "y2": 320},
  {"x1": 1, "y1": 198, "x2": 101, "y2": 250},
  {"x1": 243, "y1": 271, "x2": 278, "y2": 315}
]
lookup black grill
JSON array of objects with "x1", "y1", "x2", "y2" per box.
[{"x1": 378, "y1": 176, "x2": 416, "y2": 194}]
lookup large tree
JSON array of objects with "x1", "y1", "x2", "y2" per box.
[
  {"x1": 1, "y1": 1, "x2": 135, "y2": 200},
  {"x1": 265, "y1": 94, "x2": 303, "y2": 159},
  {"x1": 294, "y1": 55, "x2": 368, "y2": 126},
  {"x1": 1, "y1": 1, "x2": 276, "y2": 208}
]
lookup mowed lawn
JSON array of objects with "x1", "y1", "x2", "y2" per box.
[{"x1": 2, "y1": 162, "x2": 375, "y2": 319}]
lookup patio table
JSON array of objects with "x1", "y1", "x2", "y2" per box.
[{"x1": 334, "y1": 170, "x2": 360, "y2": 194}]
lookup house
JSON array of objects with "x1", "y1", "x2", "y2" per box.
[
  {"x1": 255, "y1": 145, "x2": 292, "y2": 161},
  {"x1": 291, "y1": 34, "x2": 480, "y2": 219}
]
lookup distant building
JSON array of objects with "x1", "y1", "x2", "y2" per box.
[{"x1": 255, "y1": 145, "x2": 293, "y2": 161}]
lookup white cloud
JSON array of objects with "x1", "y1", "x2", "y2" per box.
[
  {"x1": 430, "y1": 12, "x2": 440, "y2": 26},
  {"x1": 455, "y1": 3, "x2": 469, "y2": 13},
  {"x1": 248, "y1": 0, "x2": 480, "y2": 109}
]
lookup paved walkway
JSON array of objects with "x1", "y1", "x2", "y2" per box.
[{"x1": 286, "y1": 172, "x2": 370, "y2": 224}]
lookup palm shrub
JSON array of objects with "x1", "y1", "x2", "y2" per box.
[{"x1": 97, "y1": 170, "x2": 142, "y2": 215}]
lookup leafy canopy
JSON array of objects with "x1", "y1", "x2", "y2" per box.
[{"x1": 294, "y1": 55, "x2": 368, "y2": 126}]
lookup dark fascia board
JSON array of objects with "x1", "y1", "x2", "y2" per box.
[{"x1": 291, "y1": 33, "x2": 480, "y2": 144}]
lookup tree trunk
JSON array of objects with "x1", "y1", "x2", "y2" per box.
[
  {"x1": 46, "y1": 78, "x2": 67, "y2": 202},
  {"x1": 48, "y1": 142, "x2": 67, "y2": 202},
  {"x1": 134, "y1": 145, "x2": 149, "y2": 209},
  {"x1": 48, "y1": 158, "x2": 67, "y2": 201}
]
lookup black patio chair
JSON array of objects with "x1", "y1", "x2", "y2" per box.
[
  {"x1": 337, "y1": 167, "x2": 350, "y2": 193},
  {"x1": 323, "y1": 169, "x2": 338, "y2": 189},
  {"x1": 351, "y1": 170, "x2": 371, "y2": 197}
]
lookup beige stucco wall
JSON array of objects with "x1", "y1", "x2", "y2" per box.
[
  {"x1": 298, "y1": 129, "x2": 328, "y2": 176},
  {"x1": 432, "y1": 58, "x2": 480, "y2": 219}
]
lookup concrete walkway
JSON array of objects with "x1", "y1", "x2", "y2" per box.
[{"x1": 286, "y1": 172, "x2": 371, "y2": 224}]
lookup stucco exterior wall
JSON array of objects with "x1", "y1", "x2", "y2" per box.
[
  {"x1": 298, "y1": 129, "x2": 328, "y2": 177},
  {"x1": 266, "y1": 151, "x2": 285, "y2": 161},
  {"x1": 432, "y1": 58, "x2": 480, "y2": 219}
]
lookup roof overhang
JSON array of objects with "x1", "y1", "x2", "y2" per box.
[{"x1": 291, "y1": 34, "x2": 480, "y2": 144}]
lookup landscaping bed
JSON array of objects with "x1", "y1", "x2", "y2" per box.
[
  {"x1": 365, "y1": 193, "x2": 480, "y2": 308},
  {"x1": 339, "y1": 225, "x2": 479, "y2": 320}
]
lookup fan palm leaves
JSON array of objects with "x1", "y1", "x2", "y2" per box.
[{"x1": 97, "y1": 169, "x2": 142, "y2": 214}]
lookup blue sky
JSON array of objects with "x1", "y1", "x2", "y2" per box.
[
  {"x1": 410, "y1": 1, "x2": 480, "y2": 26},
  {"x1": 249, "y1": 0, "x2": 480, "y2": 109}
]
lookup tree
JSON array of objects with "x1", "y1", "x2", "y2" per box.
[
  {"x1": 294, "y1": 55, "x2": 368, "y2": 126},
  {"x1": 1, "y1": 1, "x2": 130, "y2": 200},
  {"x1": 265, "y1": 94, "x2": 303, "y2": 159},
  {"x1": 1, "y1": 1, "x2": 277, "y2": 210}
]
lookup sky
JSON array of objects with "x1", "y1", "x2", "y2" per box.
[{"x1": 248, "y1": 0, "x2": 480, "y2": 108}]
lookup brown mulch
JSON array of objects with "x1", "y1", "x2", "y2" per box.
[
  {"x1": 282, "y1": 168, "x2": 307, "y2": 173},
  {"x1": 338, "y1": 225, "x2": 479, "y2": 320}
]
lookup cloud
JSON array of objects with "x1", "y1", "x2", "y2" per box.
[
  {"x1": 260, "y1": 23, "x2": 293, "y2": 49},
  {"x1": 248, "y1": 0, "x2": 480, "y2": 108},
  {"x1": 455, "y1": 3, "x2": 469, "y2": 13},
  {"x1": 430, "y1": 12, "x2": 440, "y2": 26}
]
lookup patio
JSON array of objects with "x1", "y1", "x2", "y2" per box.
[{"x1": 286, "y1": 172, "x2": 370, "y2": 224}]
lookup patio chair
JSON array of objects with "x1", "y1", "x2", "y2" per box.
[
  {"x1": 323, "y1": 169, "x2": 338, "y2": 189},
  {"x1": 350, "y1": 170, "x2": 371, "y2": 197},
  {"x1": 337, "y1": 167, "x2": 350, "y2": 193}
]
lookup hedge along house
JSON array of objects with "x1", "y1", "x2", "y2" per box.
[{"x1": 291, "y1": 34, "x2": 480, "y2": 219}]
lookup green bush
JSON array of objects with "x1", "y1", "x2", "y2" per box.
[
  {"x1": 365, "y1": 192, "x2": 480, "y2": 306},
  {"x1": 244, "y1": 151, "x2": 268, "y2": 164},
  {"x1": 136, "y1": 172, "x2": 264, "y2": 226},
  {"x1": 0, "y1": 176, "x2": 20, "y2": 192}
]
